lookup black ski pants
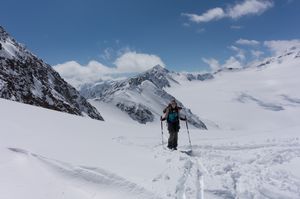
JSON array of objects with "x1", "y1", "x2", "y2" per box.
[{"x1": 167, "y1": 122, "x2": 180, "y2": 149}]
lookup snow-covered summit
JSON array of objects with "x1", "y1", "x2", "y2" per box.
[
  {"x1": 128, "y1": 64, "x2": 178, "y2": 89},
  {"x1": 249, "y1": 45, "x2": 300, "y2": 69},
  {"x1": 0, "y1": 26, "x2": 104, "y2": 120},
  {"x1": 80, "y1": 65, "x2": 207, "y2": 128}
]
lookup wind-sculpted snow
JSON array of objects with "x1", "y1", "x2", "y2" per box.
[
  {"x1": 0, "y1": 26, "x2": 103, "y2": 120},
  {"x1": 7, "y1": 147, "x2": 162, "y2": 199},
  {"x1": 237, "y1": 93, "x2": 284, "y2": 111},
  {"x1": 281, "y1": 95, "x2": 300, "y2": 105}
]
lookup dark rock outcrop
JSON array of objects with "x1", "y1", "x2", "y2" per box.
[{"x1": 0, "y1": 26, "x2": 103, "y2": 120}]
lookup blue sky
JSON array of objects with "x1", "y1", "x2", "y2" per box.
[{"x1": 1, "y1": 0, "x2": 300, "y2": 85}]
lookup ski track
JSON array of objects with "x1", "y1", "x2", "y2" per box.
[
  {"x1": 112, "y1": 134, "x2": 300, "y2": 198},
  {"x1": 189, "y1": 137, "x2": 300, "y2": 199},
  {"x1": 7, "y1": 147, "x2": 162, "y2": 199},
  {"x1": 152, "y1": 148, "x2": 204, "y2": 199},
  {"x1": 7, "y1": 135, "x2": 300, "y2": 199}
]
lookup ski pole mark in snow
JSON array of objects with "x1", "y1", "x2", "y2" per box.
[{"x1": 8, "y1": 147, "x2": 162, "y2": 199}]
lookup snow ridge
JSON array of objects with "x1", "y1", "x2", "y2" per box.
[{"x1": 8, "y1": 147, "x2": 162, "y2": 199}]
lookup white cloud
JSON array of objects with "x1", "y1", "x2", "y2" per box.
[
  {"x1": 202, "y1": 58, "x2": 221, "y2": 71},
  {"x1": 182, "y1": 7, "x2": 225, "y2": 23},
  {"x1": 223, "y1": 56, "x2": 243, "y2": 69},
  {"x1": 251, "y1": 50, "x2": 264, "y2": 58},
  {"x1": 203, "y1": 56, "x2": 243, "y2": 71},
  {"x1": 196, "y1": 28, "x2": 206, "y2": 33},
  {"x1": 227, "y1": 0, "x2": 274, "y2": 19},
  {"x1": 236, "y1": 39, "x2": 260, "y2": 46},
  {"x1": 53, "y1": 61, "x2": 116, "y2": 88},
  {"x1": 53, "y1": 51, "x2": 165, "y2": 87},
  {"x1": 100, "y1": 47, "x2": 114, "y2": 61},
  {"x1": 182, "y1": 22, "x2": 191, "y2": 27},
  {"x1": 114, "y1": 51, "x2": 165, "y2": 73},
  {"x1": 264, "y1": 39, "x2": 300, "y2": 55},
  {"x1": 229, "y1": 45, "x2": 246, "y2": 60},
  {"x1": 182, "y1": 0, "x2": 273, "y2": 24},
  {"x1": 230, "y1": 25, "x2": 243, "y2": 29}
]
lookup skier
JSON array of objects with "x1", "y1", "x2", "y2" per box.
[{"x1": 161, "y1": 99, "x2": 186, "y2": 150}]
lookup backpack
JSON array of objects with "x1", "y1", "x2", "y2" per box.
[{"x1": 167, "y1": 108, "x2": 179, "y2": 123}]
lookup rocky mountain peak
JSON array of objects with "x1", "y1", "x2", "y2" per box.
[
  {"x1": 148, "y1": 64, "x2": 169, "y2": 73},
  {"x1": 0, "y1": 26, "x2": 104, "y2": 121},
  {"x1": 0, "y1": 26, "x2": 9, "y2": 39}
]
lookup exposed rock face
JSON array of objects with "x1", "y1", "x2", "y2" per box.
[
  {"x1": 81, "y1": 65, "x2": 207, "y2": 129},
  {"x1": 184, "y1": 73, "x2": 214, "y2": 81},
  {"x1": 0, "y1": 26, "x2": 103, "y2": 121}
]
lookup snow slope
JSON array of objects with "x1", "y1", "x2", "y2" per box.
[
  {"x1": 0, "y1": 98, "x2": 204, "y2": 198},
  {"x1": 1, "y1": 47, "x2": 300, "y2": 198}
]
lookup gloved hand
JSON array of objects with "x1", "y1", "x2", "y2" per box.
[{"x1": 180, "y1": 116, "x2": 187, "y2": 121}]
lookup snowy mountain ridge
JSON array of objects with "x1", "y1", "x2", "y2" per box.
[
  {"x1": 1, "y1": 46, "x2": 300, "y2": 198},
  {"x1": 1, "y1": 25, "x2": 300, "y2": 198},
  {"x1": 252, "y1": 46, "x2": 300, "y2": 68},
  {"x1": 80, "y1": 65, "x2": 210, "y2": 128},
  {"x1": 0, "y1": 26, "x2": 104, "y2": 120}
]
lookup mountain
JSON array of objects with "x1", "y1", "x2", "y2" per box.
[
  {"x1": 1, "y1": 42, "x2": 300, "y2": 198},
  {"x1": 80, "y1": 65, "x2": 209, "y2": 129},
  {"x1": 0, "y1": 26, "x2": 103, "y2": 120},
  {"x1": 251, "y1": 46, "x2": 300, "y2": 69}
]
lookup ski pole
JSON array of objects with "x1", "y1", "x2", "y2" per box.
[
  {"x1": 185, "y1": 117, "x2": 192, "y2": 149},
  {"x1": 160, "y1": 116, "x2": 164, "y2": 147}
]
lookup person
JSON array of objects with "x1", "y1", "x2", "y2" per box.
[{"x1": 161, "y1": 99, "x2": 186, "y2": 150}]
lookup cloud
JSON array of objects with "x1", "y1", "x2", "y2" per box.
[
  {"x1": 100, "y1": 47, "x2": 114, "y2": 61},
  {"x1": 53, "y1": 51, "x2": 165, "y2": 87},
  {"x1": 53, "y1": 61, "x2": 116, "y2": 88},
  {"x1": 236, "y1": 39, "x2": 260, "y2": 46},
  {"x1": 222, "y1": 56, "x2": 243, "y2": 69},
  {"x1": 229, "y1": 45, "x2": 246, "y2": 60},
  {"x1": 114, "y1": 51, "x2": 165, "y2": 73},
  {"x1": 202, "y1": 58, "x2": 221, "y2": 71},
  {"x1": 182, "y1": 22, "x2": 191, "y2": 27},
  {"x1": 196, "y1": 28, "x2": 206, "y2": 33},
  {"x1": 203, "y1": 37, "x2": 300, "y2": 73},
  {"x1": 230, "y1": 25, "x2": 243, "y2": 29},
  {"x1": 203, "y1": 56, "x2": 243, "y2": 71},
  {"x1": 182, "y1": 7, "x2": 225, "y2": 23},
  {"x1": 251, "y1": 50, "x2": 264, "y2": 58},
  {"x1": 182, "y1": 0, "x2": 273, "y2": 24},
  {"x1": 227, "y1": 0, "x2": 274, "y2": 19},
  {"x1": 264, "y1": 39, "x2": 300, "y2": 55}
]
